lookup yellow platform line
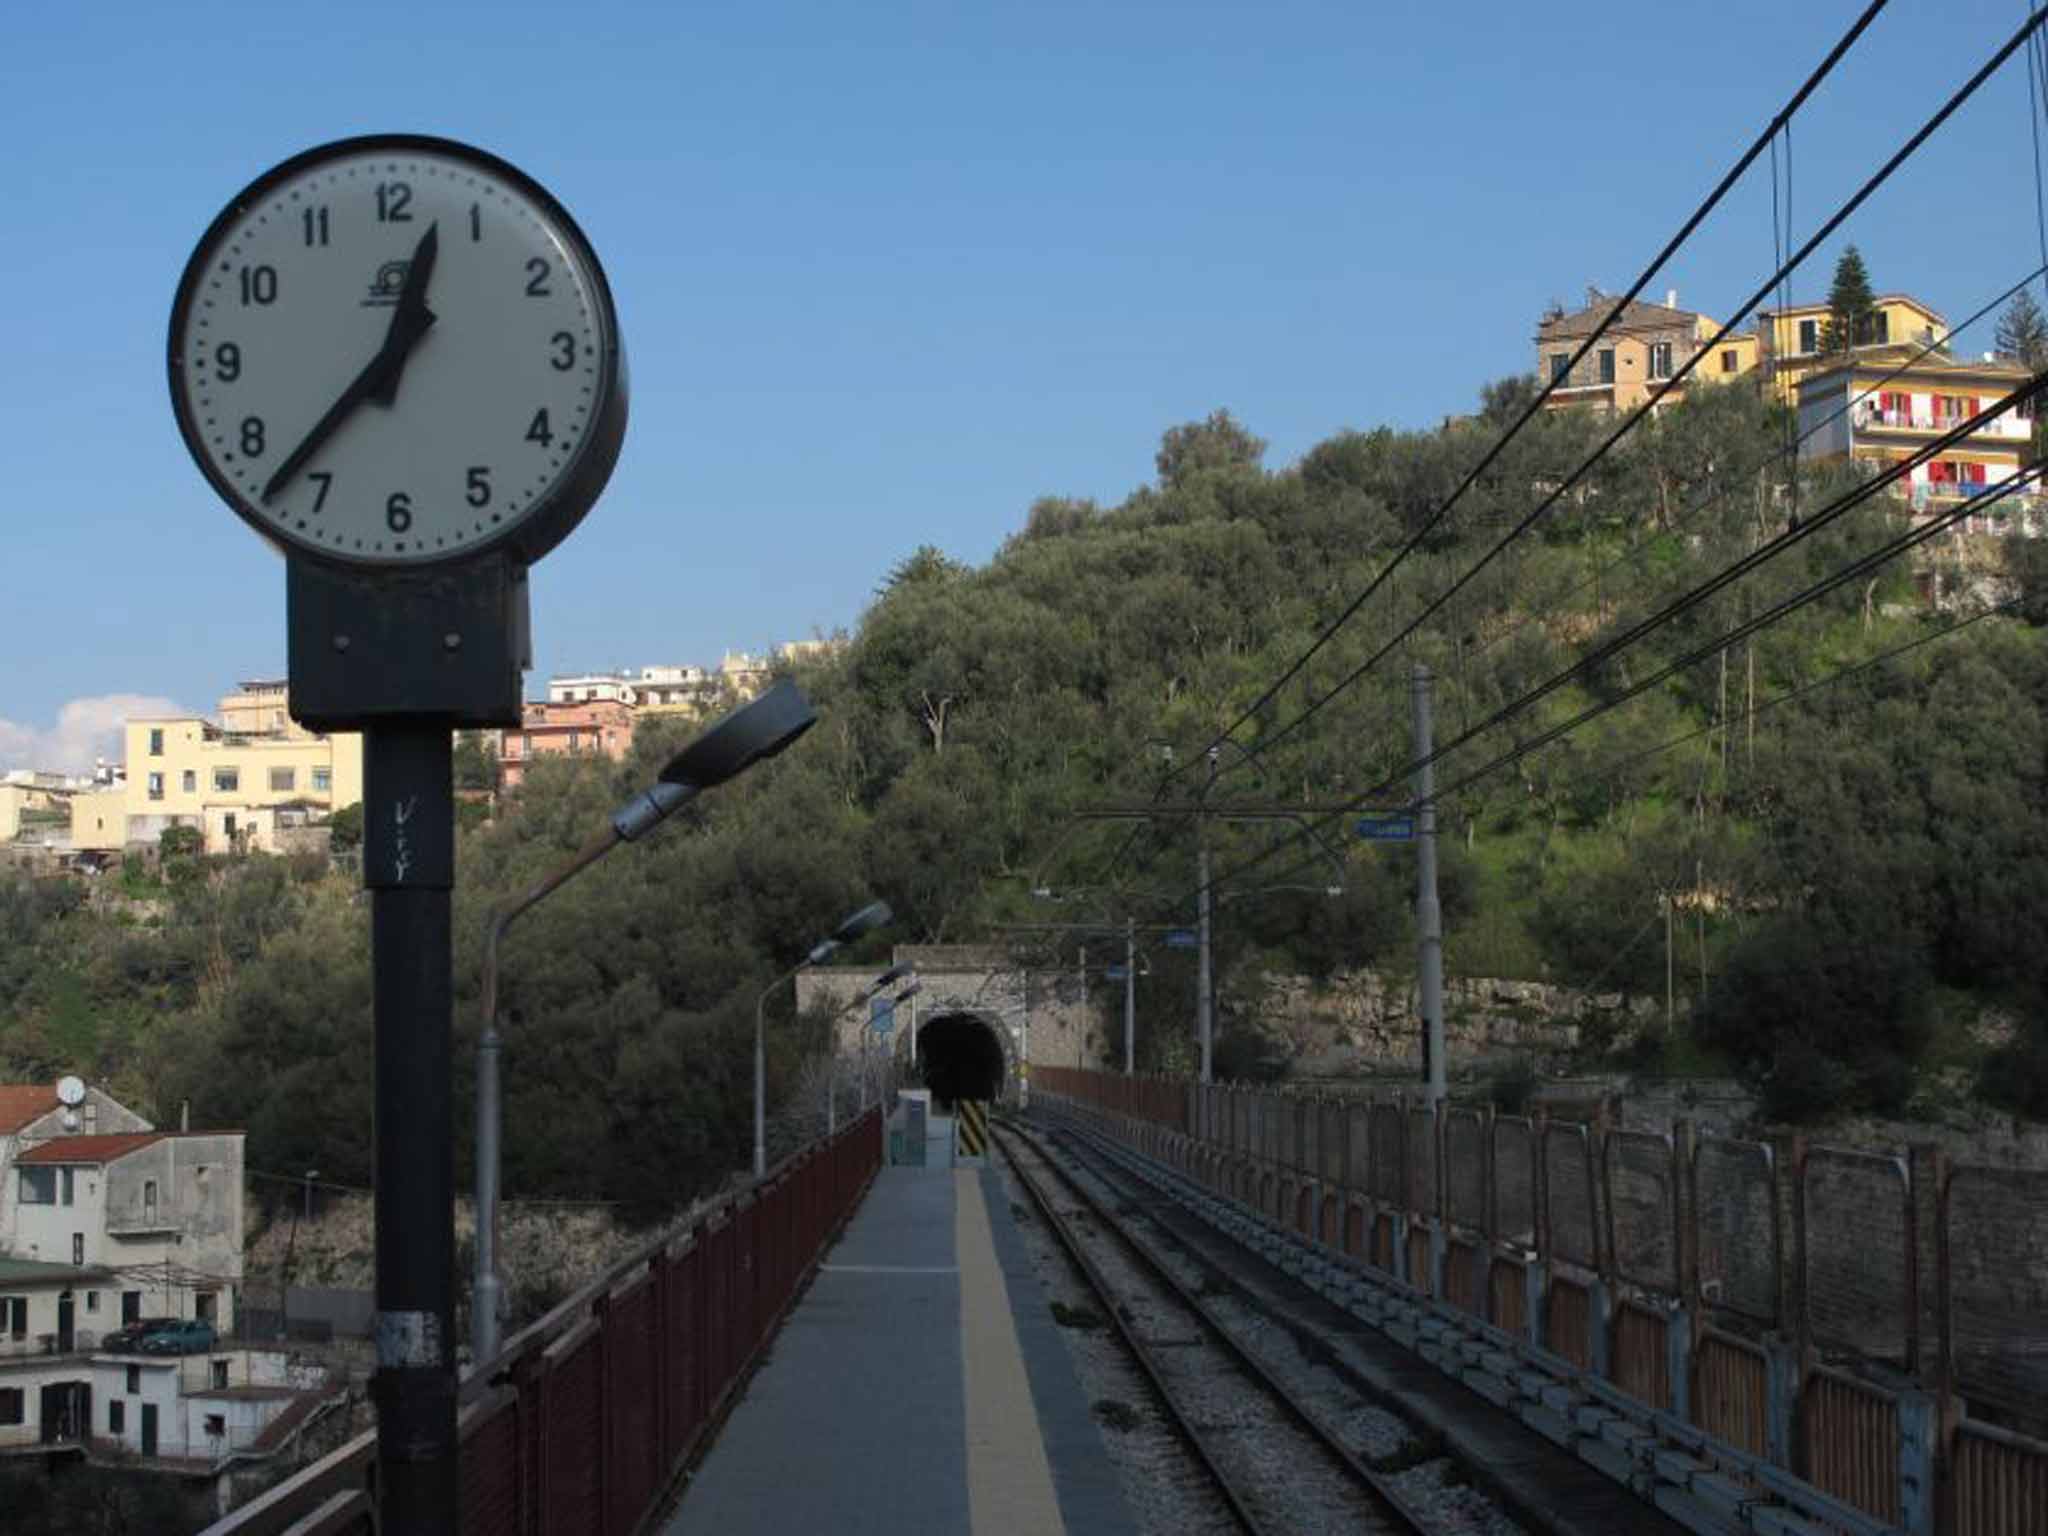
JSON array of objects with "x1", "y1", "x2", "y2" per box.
[{"x1": 956, "y1": 1168, "x2": 1066, "y2": 1536}]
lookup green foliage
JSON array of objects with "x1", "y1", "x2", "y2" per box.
[
  {"x1": 1995, "y1": 288, "x2": 2048, "y2": 370},
  {"x1": 453, "y1": 730, "x2": 497, "y2": 791},
  {"x1": 327, "y1": 801, "x2": 363, "y2": 850},
  {"x1": 1821, "y1": 244, "x2": 1877, "y2": 352},
  {"x1": 159, "y1": 824, "x2": 201, "y2": 861},
  {"x1": 6, "y1": 387, "x2": 2047, "y2": 1222}
]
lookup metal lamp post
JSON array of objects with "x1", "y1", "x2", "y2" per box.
[
  {"x1": 753, "y1": 900, "x2": 893, "y2": 1178},
  {"x1": 826, "y1": 964, "x2": 915, "y2": 1130},
  {"x1": 473, "y1": 680, "x2": 817, "y2": 1371}
]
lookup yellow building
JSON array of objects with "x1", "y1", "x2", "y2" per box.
[
  {"x1": 113, "y1": 682, "x2": 363, "y2": 855},
  {"x1": 67, "y1": 789, "x2": 128, "y2": 855},
  {"x1": 1757, "y1": 294, "x2": 1949, "y2": 406}
]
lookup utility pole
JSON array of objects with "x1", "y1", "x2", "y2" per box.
[
  {"x1": 1412, "y1": 664, "x2": 1446, "y2": 1106},
  {"x1": 1124, "y1": 917, "x2": 1136, "y2": 1076},
  {"x1": 1665, "y1": 892, "x2": 1676, "y2": 1029}
]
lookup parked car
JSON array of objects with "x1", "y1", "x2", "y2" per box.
[
  {"x1": 136, "y1": 1319, "x2": 216, "y2": 1356},
  {"x1": 102, "y1": 1317, "x2": 182, "y2": 1353}
]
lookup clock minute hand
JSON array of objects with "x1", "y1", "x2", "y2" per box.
[{"x1": 260, "y1": 225, "x2": 440, "y2": 505}]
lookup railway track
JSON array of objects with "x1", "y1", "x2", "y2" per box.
[{"x1": 994, "y1": 1118, "x2": 1441, "y2": 1536}]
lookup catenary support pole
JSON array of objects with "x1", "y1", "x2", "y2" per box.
[
  {"x1": 1413, "y1": 663, "x2": 1446, "y2": 1106},
  {"x1": 1124, "y1": 917, "x2": 1136, "y2": 1076},
  {"x1": 364, "y1": 722, "x2": 458, "y2": 1534}
]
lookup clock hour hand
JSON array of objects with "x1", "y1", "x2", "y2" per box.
[
  {"x1": 260, "y1": 225, "x2": 440, "y2": 505},
  {"x1": 368, "y1": 222, "x2": 439, "y2": 409}
]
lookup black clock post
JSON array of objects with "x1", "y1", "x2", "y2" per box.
[{"x1": 292, "y1": 555, "x2": 529, "y2": 1532}]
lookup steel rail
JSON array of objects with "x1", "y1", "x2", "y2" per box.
[{"x1": 994, "y1": 1120, "x2": 1430, "y2": 1536}]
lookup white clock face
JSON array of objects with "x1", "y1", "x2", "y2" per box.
[{"x1": 169, "y1": 138, "x2": 624, "y2": 567}]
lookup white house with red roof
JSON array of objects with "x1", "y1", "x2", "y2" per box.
[{"x1": 0, "y1": 1079, "x2": 253, "y2": 1459}]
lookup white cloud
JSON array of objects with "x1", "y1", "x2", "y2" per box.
[{"x1": 0, "y1": 694, "x2": 187, "y2": 776}]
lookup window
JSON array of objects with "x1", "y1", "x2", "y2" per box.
[
  {"x1": 1597, "y1": 349, "x2": 1615, "y2": 384},
  {"x1": 223, "y1": 813, "x2": 237, "y2": 841},
  {"x1": 567, "y1": 730, "x2": 581, "y2": 752},
  {"x1": 212, "y1": 768, "x2": 239, "y2": 793},
  {"x1": 206, "y1": 1410, "x2": 227, "y2": 1437},
  {"x1": 1721, "y1": 349, "x2": 1738, "y2": 373},
  {"x1": 3, "y1": 1297, "x2": 25, "y2": 1339},
  {"x1": 1549, "y1": 352, "x2": 1570, "y2": 382},
  {"x1": 85, "y1": 1291, "x2": 99, "y2": 1313},
  {"x1": 269, "y1": 767, "x2": 295, "y2": 792},
  {"x1": 0, "y1": 1389, "x2": 22, "y2": 1427},
  {"x1": 181, "y1": 770, "x2": 196, "y2": 794},
  {"x1": 1870, "y1": 311, "x2": 1889, "y2": 344},
  {"x1": 146, "y1": 773, "x2": 164, "y2": 802},
  {"x1": 19, "y1": 1167, "x2": 56, "y2": 1205},
  {"x1": 109, "y1": 1400, "x2": 124, "y2": 1435},
  {"x1": 312, "y1": 767, "x2": 331, "y2": 793},
  {"x1": 72, "y1": 1234, "x2": 84, "y2": 1265},
  {"x1": 1798, "y1": 318, "x2": 1818, "y2": 354},
  {"x1": 143, "y1": 1179, "x2": 159, "y2": 1217},
  {"x1": 195, "y1": 1292, "x2": 217, "y2": 1325},
  {"x1": 61, "y1": 1168, "x2": 74, "y2": 1206},
  {"x1": 210, "y1": 1363, "x2": 229, "y2": 1391},
  {"x1": 148, "y1": 729, "x2": 163, "y2": 757},
  {"x1": 1648, "y1": 342, "x2": 1673, "y2": 379},
  {"x1": 126, "y1": 1365, "x2": 140, "y2": 1394}
]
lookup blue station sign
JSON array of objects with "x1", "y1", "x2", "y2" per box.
[{"x1": 1356, "y1": 813, "x2": 1416, "y2": 843}]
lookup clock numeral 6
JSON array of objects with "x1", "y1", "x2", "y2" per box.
[
  {"x1": 386, "y1": 492, "x2": 413, "y2": 533},
  {"x1": 466, "y1": 467, "x2": 492, "y2": 508}
]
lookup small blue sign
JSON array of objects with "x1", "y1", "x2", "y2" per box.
[
  {"x1": 1165, "y1": 929, "x2": 1199, "y2": 949},
  {"x1": 1104, "y1": 965, "x2": 1129, "y2": 981},
  {"x1": 870, "y1": 995, "x2": 894, "y2": 1034},
  {"x1": 1356, "y1": 813, "x2": 1416, "y2": 842}
]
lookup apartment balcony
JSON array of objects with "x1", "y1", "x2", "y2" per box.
[
  {"x1": 1855, "y1": 404, "x2": 2031, "y2": 439},
  {"x1": 0, "y1": 1329, "x2": 104, "y2": 1361}
]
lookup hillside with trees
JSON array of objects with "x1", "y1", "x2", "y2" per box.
[{"x1": 3, "y1": 372, "x2": 2045, "y2": 1214}]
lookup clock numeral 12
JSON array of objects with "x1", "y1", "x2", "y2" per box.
[{"x1": 376, "y1": 182, "x2": 413, "y2": 222}]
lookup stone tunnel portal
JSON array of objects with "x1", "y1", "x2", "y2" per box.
[{"x1": 916, "y1": 1012, "x2": 1007, "y2": 1109}]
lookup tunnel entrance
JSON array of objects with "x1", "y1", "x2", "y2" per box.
[{"x1": 916, "y1": 1012, "x2": 1007, "y2": 1109}]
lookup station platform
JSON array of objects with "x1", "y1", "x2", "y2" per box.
[{"x1": 662, "y1": 1160, "x2": 1136, "y2": 1536}]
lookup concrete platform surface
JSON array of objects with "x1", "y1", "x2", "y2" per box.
[{"x1": 663, "y1": 1164, "x2": 1135, "y2": 1536}]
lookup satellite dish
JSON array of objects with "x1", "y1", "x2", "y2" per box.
[{"x1": 56, "y1": 1076, "x2": 85, "y2": 1107}]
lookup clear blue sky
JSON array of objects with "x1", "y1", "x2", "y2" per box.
[{"x1": 4, "y1": 1, "x2": 2041, "y2": 770}]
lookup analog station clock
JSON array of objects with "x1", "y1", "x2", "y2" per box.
[{"x1": 168, "y1": 134, "x2": 626, "y2": 569}]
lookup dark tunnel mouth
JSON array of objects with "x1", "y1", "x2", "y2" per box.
[{"x1": 916, "y1": 1012, "x2": 1007, "y2": 1109}]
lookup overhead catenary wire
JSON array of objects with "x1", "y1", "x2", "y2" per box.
[
  {"x1": 1167, "y1": 439, "x2": 2043, "y2": 920},
  {"x1": 1161, "y1": 0, "x2": 1893, "y2": 793},
  {"x1": 1198, "y1": 8, "x2": 2047, "y2": 792}
]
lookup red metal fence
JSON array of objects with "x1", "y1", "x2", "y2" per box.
[
  {"x1": 203, "y1": 1108, "x2": 883, "y2": 1536},
  {"x1": 1035, "y1": 1067, "x2": 2048, "y2": 1535}
]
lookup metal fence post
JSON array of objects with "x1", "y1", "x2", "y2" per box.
[{"x1": 1673, "y1": 1118, "x2": 1697, "y2": 1424}]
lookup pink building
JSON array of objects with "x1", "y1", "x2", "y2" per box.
[{"x1": 497, "y1": 700, "x2": 636, "y2": 789}]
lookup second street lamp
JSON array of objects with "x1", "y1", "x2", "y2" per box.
[
  {"x1": 754, "y1": 900, "x2": 892, "y2": 1178},
  {"x1": 473, "y1": 679, "x2": 816, "y2": 1370}
]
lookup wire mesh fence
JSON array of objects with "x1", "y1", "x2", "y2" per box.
[
  {"x1": 1493, "y1": 1116, "x2": 1537, "y2": 1249},
  {"x1": 1546, "y1": 1122, "x2": 1599, "y2": 1270},
  {"x1": 1695, "y1": 1136, "x2": 1779, "y2": 1324},
  {"x1": 1606, "y1": 1130, "x2": 1677, "y2": 1294},
  {"x1": 1946, "y1": 1166, "x2": 2048, "y2": 1422},
  {"x1": 1445, "y1": 1109, "x2": 1486, "y2": 1232},
  {"x1": 1805, "y1": 1148, "x2": 1912, "y2": 1368}
]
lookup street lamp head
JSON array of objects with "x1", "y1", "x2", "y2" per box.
[
  {"x1": 831, "y1": 900, "x2": 892, "y2": 944},
  {"x1": 614, "y1": 680, "x2": 818, "y2": 841},
  {"x1": 658, "y1": 678, "x2": 817, "y2": 789},
  {"x1": 872, "y1": 961, "x2": 914, "y2": 989},
  {"x1": 893, "y1": 980, "x2": 923, "y2": 1002}
]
